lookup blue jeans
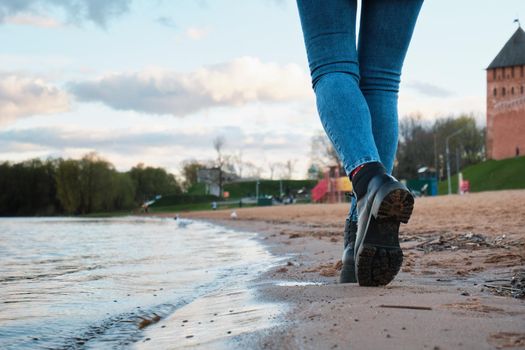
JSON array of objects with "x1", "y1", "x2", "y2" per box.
[{"x1": 297, "y1": 0, "x2": 423, "y2": 221}]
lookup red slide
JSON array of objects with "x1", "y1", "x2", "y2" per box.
[{"x1": 311, "y1": 179, "x2": 328, "y2": 202}]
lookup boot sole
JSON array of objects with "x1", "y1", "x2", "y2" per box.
[{"x1": 356, "y1": 187, "x2": 414, "y2": 286}]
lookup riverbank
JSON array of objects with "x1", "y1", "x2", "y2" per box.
[
  {"x1": 0, "y1": 217, "x2": 283, "y2": 349},
  {"x1": 157, "y1": 190, "x2": 525, "y2": 349}
]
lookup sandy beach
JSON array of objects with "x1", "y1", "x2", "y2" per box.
[{"x1": 155, "y1": 190, "x2": 525, "y2": 349}]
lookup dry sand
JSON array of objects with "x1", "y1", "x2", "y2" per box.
[{"x1": 157, "y1": 190, "x2": 525, "y2": 349}]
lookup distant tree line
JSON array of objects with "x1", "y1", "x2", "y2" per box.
[
  {"x1": 395, "y1": 114, "x2": 485, "y2": 180},
  {"x1": 179, "y1": 136, "x2": 299, "y2": 197},
  {"x1": 0, "y1": 153, "x2": 181, "y2": 216},
  {"x1": 308, "y1": 114, "x2": 485, "y2": 180}
]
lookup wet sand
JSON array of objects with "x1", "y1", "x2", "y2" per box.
[{"x1": 157, "y1": 190, "x2": 525, "y2": 349}]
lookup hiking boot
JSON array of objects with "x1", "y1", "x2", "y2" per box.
[
  {"x1": 340, "y1": 217, "x2": 357, "y2": 283},
  {"x1": 354, "y1": 173, "x2": 414, "y2": 286}
]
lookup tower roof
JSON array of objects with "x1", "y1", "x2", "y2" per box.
[{"x1": 487, "y1": 26, "x2": 525, "y2": 69}]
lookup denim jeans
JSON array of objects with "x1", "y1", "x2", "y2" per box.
[{"x1": 297, "y1": 0, "x2": 423, "y2": 221}]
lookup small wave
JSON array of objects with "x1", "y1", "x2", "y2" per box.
[
  {"x1": 59, "y1": 301, "x2": 188, "y2": 349},
  {"x1": 0, "y1": 217, "x2": 279, "y2": 349}
]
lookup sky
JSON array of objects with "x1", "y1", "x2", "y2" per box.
[{"x1": 1, "y1": 0, "x2": 524, "y2": 179}]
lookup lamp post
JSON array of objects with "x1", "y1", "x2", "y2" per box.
[
  {"x1": 433, "y1": 133, "x2": 438, "y2": 179},
  {"x1": 446, "y1": 128, "x2": 464, "y2": 195}
]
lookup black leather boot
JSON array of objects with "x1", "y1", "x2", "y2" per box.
[
  {"x1": 354, "y1": 173, "x2": 414, "y2": 286},
  {"x1": 340, "y1": 216, "x2": 357, "y2": 283}
]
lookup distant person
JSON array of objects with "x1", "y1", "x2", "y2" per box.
[
  {"x1": 296, "y1": 0, "x2": 423, "y2": 286},
  {"x1": 211, "y1": 201, "x2": 217, "y2": 210},
  {"x1": 516, "y1": 146, "x2": 520, "y2": 157}
]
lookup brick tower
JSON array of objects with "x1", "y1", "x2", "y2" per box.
[{"x1": 486, "y1": 26, "x2": 525, "y2": 159}]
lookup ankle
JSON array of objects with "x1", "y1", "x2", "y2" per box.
[{"x1": 350, "y1": 162, "x2": 386, "y2": 199}]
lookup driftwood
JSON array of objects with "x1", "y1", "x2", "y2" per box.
[{"x1": 378, "y1": 304, "x2": 432, "y2": 311}]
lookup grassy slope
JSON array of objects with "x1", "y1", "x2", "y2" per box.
[{"x1": 438, "y1": 156, "x2": 525, "y2": 194}]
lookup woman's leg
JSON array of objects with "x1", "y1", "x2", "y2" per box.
[
  {"x1": 297, "y1": 0, "x2": 380, "y2": 284},
  {"x1": 296, "y1": 0, "x2": 381, "y2": 176},
  {"x1": 349, "y1": 0, "x2": 422, "y2": 287},
  {"x1": 358, "y1": 0, "x2": 424, "y2": 173}
]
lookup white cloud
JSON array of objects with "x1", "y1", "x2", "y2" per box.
[
  {"x1": 0, "y1": 125, "x2": 312, "y2": 178},
  {"x1": 399, "y1": 91, "x2": 485, "y2": 125},
  {"x1": 5, "y1": 14, "x2": 61, "y2": 28},
  {"x1": 155, "y1": 16, "x2": 176, "y2": 29},
  {"x1": 0, "y1": 54, "x2": 71, "y2": 71},
  {"x1": 405, "y1": 81, "x2": 454, "y2": 98},
  {"x1": 0, "y1": 0, "x2": 131, "y2": 28},
  {"x1": 69, "y1": 56, "x2": 312, "y2": 116},
  {"x1": 0, "y1": 126, "x2": 308, "y2": 153},
  {"x1": 0, "y1": 74, "x2": 70, "y2": 125},
  {"x1": 185, "y1": 26, "x2": 209, "y2": 40}
]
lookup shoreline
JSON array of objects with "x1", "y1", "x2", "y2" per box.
[
  {"x1": 134, "y1": 219, "x2": 286, "y2": 350},
  {"x1": 155, "y1": 190, "x2": 525, "y2": 349}
]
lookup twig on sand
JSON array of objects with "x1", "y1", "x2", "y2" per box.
[
  {"x1": 484, "y1": 284, "x2": 521, "y2": 292},
  {"x1": 378, "y1": 304, "x2": 432, "y2": 311},
  {"x1": 484, "y1": 279, "x2": 511, "y2": 283},
  {"x1": 483, "y1": 271, "x2": 525, "y2": 298}
]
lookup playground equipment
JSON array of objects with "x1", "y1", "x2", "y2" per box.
[
  {"x1": 311, "y1": 166, "x2": 352, "y2": 203},
  {"x1": 406, "y1": 167, "x2": 438, "y2": 196},
  {"x1": 141, "y1": 195, "x2": 162, "y2": 212}
]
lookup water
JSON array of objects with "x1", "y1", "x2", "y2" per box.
[
  {"x1": 274, "y1": 281, "x2": 324, "y2": 287},
  {"x1": 0, "y1": 217, "x2": 279, "y2": 349}
]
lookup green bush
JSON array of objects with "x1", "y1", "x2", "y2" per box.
[{"x1": 223, "y1": 180, "x2": 317, "y2": 198}]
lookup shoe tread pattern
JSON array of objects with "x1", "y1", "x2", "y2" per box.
[
  {"x1": 375, "y1": 188, "x2": 414, "y2": 223},
  {"x1": 357, "y1": 188, "x2": 413, "y2": 286}
]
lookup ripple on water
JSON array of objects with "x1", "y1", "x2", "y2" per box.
[{"x1": 0, "y1": 217, "x2": 280, "y2": 349}]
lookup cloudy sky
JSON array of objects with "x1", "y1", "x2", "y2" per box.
[{"x1": 1, "y1": 0, "x2": 523, "y2": 178}]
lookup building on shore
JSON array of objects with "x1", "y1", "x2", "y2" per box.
[
  {"x1": 196, "y1": 167, "x2": 238, "y2": 197},
  {"x1": 486, "y1": 26, "x2": 525, "y2": 160}
]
